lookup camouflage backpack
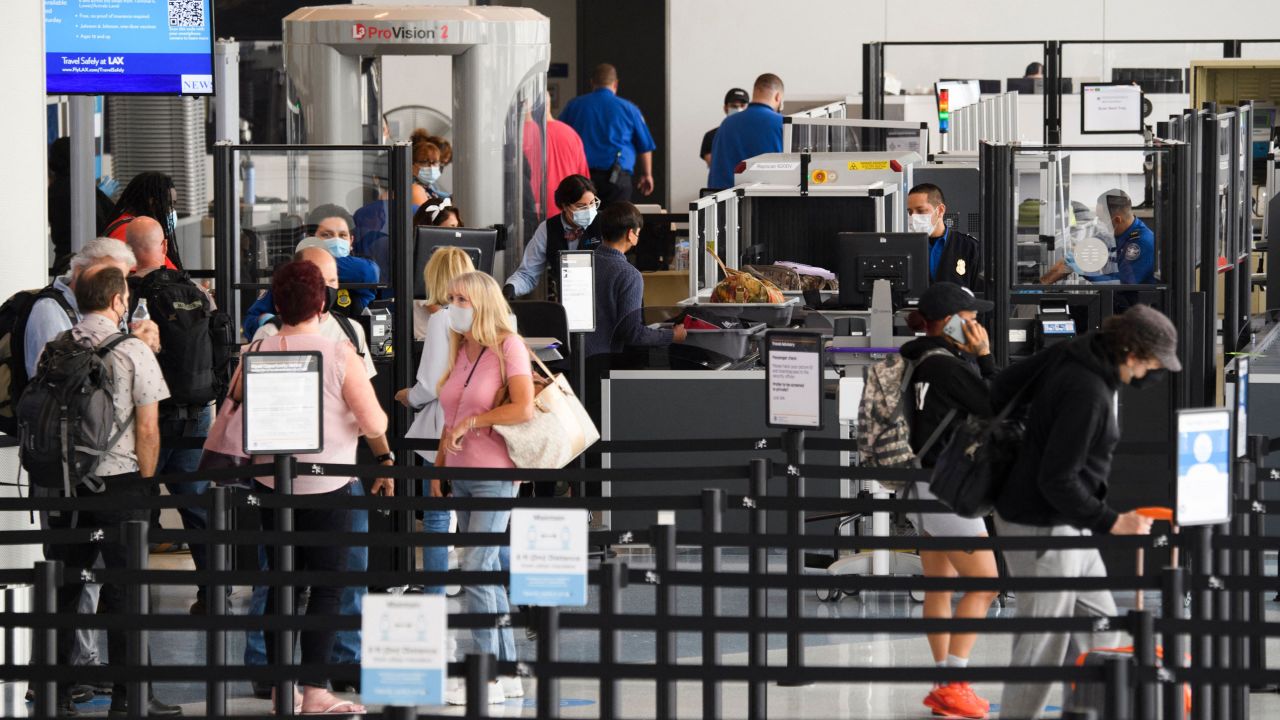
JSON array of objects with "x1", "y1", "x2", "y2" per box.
[{"x1": 856, "y1": 349, "x2": 954, "y2": 492}]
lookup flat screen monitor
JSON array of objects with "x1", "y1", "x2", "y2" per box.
[
  {"x1": 941, "y1": 78, "x2": 1000, "y2": 95},
  {"x1": 835, "y1": 232, "x2": 930, "y2": 310},
  {"x1": 1081, "y1": 83, "x2": 1145, "y2": 134},
  {"x1": 1006, "y1": 78, "x2": 1074, "y2": 95},
  {"x1": 45, "y1": 0, "x2": 216, "y2": 95},
  {"x1": 935, "y1": 80, "x2": 981, "y2": 112},
  {"x1": 413, "y1": 226, "x2": 498, "y2": 299},
  {"x1": 1175, "y1": 407, "x2": 1232, "y2": 527}
]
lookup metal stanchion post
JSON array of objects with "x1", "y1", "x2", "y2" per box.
[
  {"x1": 599, "y1": 561, "x2": 626, "y2": 719},
  {"x1": 207, "y1": 486, "x2": 229, "y2": 717},
  {"x1": 536, "y1": 606, "x2": 561, "y2": 719},
  {"x1": 1105, "y1": 654, "x2": 1133, "y2": 720},
  {"x1": 1131, "y1": 609, "x2": 1157, "y2": 720},
  {"x1": 1230, "y1": 458, "x2": 1252, "y2": 714},
  {"x1": 747, "y1": 459, "x2": 768, "y2": 719},
  {"x1": 1162, "y1": 566, "x2": 1187, "y2": 720},
  {"x1": 464, "y1": 653, "x2": 493, "y2": 720},
  {"x1": 780, "y1": 429, "x2": 811, "y2": 687},
  {"x1": 382, "y1": 705, "x2": 417, "y2": 720},
  {"x1": 1214, "y1": 523, "x2": 1232, "y2": 720},
  {"x1": 654, "y1": 523, "x2": 677, "y2": 719},
  {"x1": 123, "y1": 520, "x2": 150, "y2": 718},
  {"x1": 1193, "y1": 526, "x2": 1213, "y2": 720},
  {"x1": 274, "y1": 454, "x2": 296, "y2": 717},
  {"x1": 32, "y1": 560, "x2": 60, "y2": 719},
  {"x1": 701, "y1": 489, "x2": 724, "y2": 719},
  {"x1": 1245, "y1": 440, "x2": 1275, "y2": 693}
]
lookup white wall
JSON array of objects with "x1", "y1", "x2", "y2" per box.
[{"x1": 666, "y1": 0, "x2": 1280, "y2": 209}]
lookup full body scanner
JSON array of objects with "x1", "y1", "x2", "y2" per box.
[{"x1": 283, "y1": 5, "x2": 550, "y2": 268}]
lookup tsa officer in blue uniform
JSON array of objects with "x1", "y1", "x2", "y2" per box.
[
  {"x1": 707, "y1": 74, "x2": 786, "y2": 191},
  {"x1": 1041, "y1": 189, "x2": 1156, "y2": 290},
  {"x1": 907, "y1": 183, "x2": 984, "y2": 293},
  {"x1": 559, "y1": 63, "x2": 657, "y2": 204}
]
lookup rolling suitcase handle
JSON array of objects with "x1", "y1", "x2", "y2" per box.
[{"x1": 1133, "y1": 507, "x2": 1177, "y2": 611}]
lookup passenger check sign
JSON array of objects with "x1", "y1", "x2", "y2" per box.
[
  {"x1": 765, "y1": 330, "x2": 825, "y2": 429},
  {"x1": 510, "y1": 509, "x2": 588, "y2": 606}
]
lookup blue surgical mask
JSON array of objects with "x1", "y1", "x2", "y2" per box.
[
  {"x1": 325, "y1": 238, "x2": 351, "y2": 258},
  {"x1": 417, "y1": 166, "x2": 441, "y2": 186},
  {"x1": 166, "y1": 209, "x2": 178, "y2": 234},
  {"x1": 571, "y1": 206, "x2": 597, "y2": 229}
]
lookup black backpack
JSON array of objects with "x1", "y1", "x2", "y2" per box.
[
  {"x1": 0, "y1": 286, "x2": 76, "y2": 436},
  {"x1": 131, "y1": 270, "x2": 230, "y2": 407},
  {"x1": 16, "y1": 331, "x2": 131, "y2": 494}
]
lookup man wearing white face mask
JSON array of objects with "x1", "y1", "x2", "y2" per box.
[
  {"x1": 907, "y1": 183, "x2": 983, "y2": 292},
  {"x1": 701, "y1": 88, "x2": 750, "y2": 168},
  {"x1": 1039, "y1": 190, "x2": 1156, "y2": 311},
  {"x1": 504, "y1": 174, "x2": 603, "y2": 301}
]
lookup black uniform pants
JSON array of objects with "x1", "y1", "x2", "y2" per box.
[{"x1": 589, "y1": 168, "x2": 633, "y2": 204}]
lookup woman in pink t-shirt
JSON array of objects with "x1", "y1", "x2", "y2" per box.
[{"x1": 435, "y1": 271, "x2": 535, "y2": 705}]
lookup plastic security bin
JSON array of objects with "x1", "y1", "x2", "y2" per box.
[{"x1": 682, "y1": 323, "x2": 767, "y2": 361}]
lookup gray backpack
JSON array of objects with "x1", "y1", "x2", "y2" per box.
[{"x1": 856, "y1": 348, "x2": 955, "y2": 492}]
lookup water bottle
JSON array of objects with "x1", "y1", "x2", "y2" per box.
[{"x1": 132, "y1": 298, "x2": 150, "y2": 324}]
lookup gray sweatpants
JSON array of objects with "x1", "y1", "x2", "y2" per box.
[{"x1": 994, "y1": 516, "x2": 1120, "y2": 720}]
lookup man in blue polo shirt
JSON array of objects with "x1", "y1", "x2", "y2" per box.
[
  {"x1": 707, "y1": 73, "x2": 786, "y2": 191},
  {"x1": 559, "y1": 63, "x2": 657, "y2": 204}
]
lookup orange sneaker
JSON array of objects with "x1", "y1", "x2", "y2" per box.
[
  {"x1": 923, "y1": 683, "x2": 989, "y2": 718},
  {"x1": 955, "y1": 682, "x2": 991, "y2": 712}
]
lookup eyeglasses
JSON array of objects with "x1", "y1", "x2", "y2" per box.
[{"x1": 568, "y1": 198, "x2": 601, "y2": 212}]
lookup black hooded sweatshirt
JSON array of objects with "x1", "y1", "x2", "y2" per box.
[
  {"x1": 899, "y1": 336, "x2": 997, "y2": 467},
  {"x1": 991, "y1": 332, "x2": 1122, "y2": 535}
]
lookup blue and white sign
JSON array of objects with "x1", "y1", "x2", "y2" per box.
[
  {"x1": 45, "y1": 0, "x2": 215, "y2": 95},
  {"x1": 510, "y1": 508, "x2": 588, "y2": 607},
  {"x1": 1236, "y1": 358, "x2": 1249, "y2": 459},
  {"x1": 1176, "y1": 408, "x2": 1232, "y2": 527},
  {"x1": 360, "y1": 594, "x2": 447, "y2": 706}
]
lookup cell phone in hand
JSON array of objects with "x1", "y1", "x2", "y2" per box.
[{"x1": 943, "y1": 315, "x2": 967, "y2": 345}]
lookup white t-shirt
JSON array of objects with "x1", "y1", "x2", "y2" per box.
[{"x1": 253, "y1": 314, "x2": 377, "y2": 379}]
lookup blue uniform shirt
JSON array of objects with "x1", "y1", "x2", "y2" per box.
[
  {"x1": 558, "y1": 88, "x2": 656, "y2": 173},
  {"x1": 707, "y1": 102, "x2": 784, "y2": 190},
  {"x1": 1084, "y1": 216, "x2": 1156, "y2": 285},
  {"x1": 928, "y1": 229, "x2": 950, "y2": 281}
]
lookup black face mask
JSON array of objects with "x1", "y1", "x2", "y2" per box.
[
  {"x1": 325, "y1": 286, "x2": 339, "y2": 314},
  {"x1": 1128, "y1": 368, "x2": 1167, "y2": 390}
]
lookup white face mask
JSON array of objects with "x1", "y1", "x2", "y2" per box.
[
  {"x1": 908, "y1": 212, "x2": 936, "y2": 234},
  {"x1": 448, "y1": 304, "x2": 474, "y2": 334}
]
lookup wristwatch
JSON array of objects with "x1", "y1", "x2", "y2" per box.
[{"x1": 375, "y1": 452, "x2": 396, "y2": 464}]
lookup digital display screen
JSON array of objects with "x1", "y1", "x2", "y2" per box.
[
  {"x1": 1041, "y1": 319, "x2": 1075, "y2": 336},
  {"x1": 46, "y1": 0, "x2": 215, "y2": 95},
  {"x1": 1176, "y1": 409, "x2": 1231, "y2": 526},
  {"x1": 1081, "y1": 83, "x2": 1144, "y2": 134}
]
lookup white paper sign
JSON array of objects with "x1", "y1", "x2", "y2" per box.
[
  {"x1": 1176, "y1": 409, "x2": 1232, "y2": 527},
  {"x1": 766, "y1": 331, "x2": 824, "y2": 429},
  {"x1": 360, "y1": 594, "x2": 447, "y2": 706},
  {"x1": 559, "y1": 250, "x2": 596, "y2": 333},
  {"x1": 242, "y1": 352, "x2": 323, "y2": 454},
  {"x1": 1236, "y1": 358, "x2": 1249, "y2": 459},
  {"x1": 1082, "y1": 83, "x2": 1143, "y2": 134},
  {"x1": 510, "y1": 508, "x2": 588, "y2": 606}
]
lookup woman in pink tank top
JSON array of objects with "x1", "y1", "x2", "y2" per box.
[{"x1": 435, "y1": 271, "x2": 535, "y2": 704}]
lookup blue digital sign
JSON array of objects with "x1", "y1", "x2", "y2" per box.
[{"x1": 45, "y1": 0, "x2": 214, "y2": 95}]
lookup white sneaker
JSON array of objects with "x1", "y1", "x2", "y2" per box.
[
  {"x1": 499, "y1": 676, "x2": 524, "y2": 698},
  {"x1": 445, "y1": 681, "x2": 505, "y2": 706}
]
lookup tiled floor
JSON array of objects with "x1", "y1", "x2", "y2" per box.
[{"x1": 6, "y1": 549, "x2": 1278, "y2": 718}]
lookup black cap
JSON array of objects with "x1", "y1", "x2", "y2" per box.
[
  {"x1": 724, "y1": 88, "x2": 750, "y2": 106},
  {"x1": 918, "y1": 282, "x2": 994, "y2": 321}
]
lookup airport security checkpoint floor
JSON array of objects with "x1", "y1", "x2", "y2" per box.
[{"x1": 7, "y1": 548, "x2": 1277, "y2": 719}]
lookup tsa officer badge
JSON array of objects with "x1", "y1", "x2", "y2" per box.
[{"x1": 955, "y1": 258, "x2": 967, "y2": 276}]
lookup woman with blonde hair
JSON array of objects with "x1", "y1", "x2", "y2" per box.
[{"x1": 435, "y1": 271, "x2": 535, "y2": 705}]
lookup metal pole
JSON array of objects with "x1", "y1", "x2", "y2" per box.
[
  {"x1": 32, "y1": 560, "x2": 60, "y2": 719},
  {"x1": 780, "y1": 429, "x2": 811, "y2": 686},
  {"x1": 464, "y1": 653, "x2": 492, "y2": 720},
  {"x1": 1193, "y1": 526, "x2": 1213, "y2": 720},
  {"x1": 381, "y1": 705, "x2": 417, "y2": 720},
  {"x1": 599, "y1": 561, "x2": 626, "y2": 719},
  {"x1": 275, "y1": 454, "x2": 296, "y2": 717},
  {"x1": 1105, "y1": 655, "x2": 1133, "y2": 720},
  {"x1": 124, "y1": 520, "x2": 150, "y2": 718},
  {"x1": 536, "y1": 607, "x2": 561, "y2": 719},
  {"x1": 206, "y1": 486, "x2": 229, "y2": 717},
  {"x1": 212, "y1": 142, "x2": 236, "y2": 319},
  {"x1": 1131, "y1": 609, "x2": 1157, "y2": 720},
  {"x1": 1163, "y1": 566, "x2": 1187, "y2": 720},
  {"x1": 747, "y1": 459, "x2": 768, "y2": 719},
  {"x1": 654, "y1": 523, "x2": 677, "y2": 719},
  {"x1": 701, "y1": 489, "x2": 724, "y2": 719},
  {"x1": 1213, "y1": 523, "x2": 1232, "y2": 720},
  {"x1": 68, "y1": 95, "x2": 96, "y2": 256},
  {"x1": 388, "y1": 142, "x2": 416, "y2": 574}
]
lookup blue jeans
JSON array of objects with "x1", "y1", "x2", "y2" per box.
[
  {"x1": 331, "y1": 482, "x2": 368, "y2": 664},
  {"x1": 421, "y1": 509, "x2": 451, "y2": 595},
  {"x1": 452, "y1": 480, "x2": 517, "y2": 662},
  {"x1": 158, "y1": 405, "x2": 212, "y2": 592},
  {"x1": 243, "y1": 547, "x2": 269, "y2": 666}
]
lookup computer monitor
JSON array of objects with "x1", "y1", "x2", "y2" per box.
[
  {"x1": 835, "y1": 232, "x2": 931, "y2": 310},
  {"x1": 412, "y1": 226, "x2": 498, "y2": 298},
  {"x1": 1005, "y1": 77, "x2": 1074, "y2": 94},
  {"x1": 940, "y1": 78, "x2": 1000, "y2": 95},
  {"x1": 1081, "y1": 82, "x2": 1145, "y2": 134}
]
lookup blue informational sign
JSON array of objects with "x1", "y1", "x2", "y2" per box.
[
  {"x1": 1236, "y1": 358, "x2": 1249, "y2": 459},
  {"x1": 360, "y1": 594, "x2": 446, "y2": 706},
  {"x1": 510, "y1": 509, "x2": 588, "y2": 607},
  {"x1": 45, "y1": 0, "x2": 215, "y2": 95},
  {"x1": 1175, "y1": 408, "x2": 1232, "y2": 527}
]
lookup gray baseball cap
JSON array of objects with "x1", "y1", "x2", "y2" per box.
[{"x1": 1119, "y1": 304, "x2": 1181, "y2": 372}]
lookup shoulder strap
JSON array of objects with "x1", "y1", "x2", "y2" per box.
[
  {"x1": 103, "y1": 216, "x2": 132, "y2": 237},
  {"x1": 917, "y1": 408, "x2": 959, "y2": 458},
  {"x1": 96, "y1": 334, "x2": 132, "y2": 356},
  {"x1": 334, "y1": 314, "x2": 364, "y2": 357},
  {"x1": 38, "y1": 285, "x2": 76, "y2": 324}
]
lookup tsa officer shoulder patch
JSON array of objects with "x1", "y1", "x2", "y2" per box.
[{"x1": 1122, "y1": 242, "x2": 1142, "y2": 262}]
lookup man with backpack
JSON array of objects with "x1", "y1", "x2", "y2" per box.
[
  {"x1": 19, "y1": 266, "x2": 181, "y2": 717},
  {"x1": 127, "y1": 217, "x2": 232, "y2": 614},
  {"x1": 989, "y1": 305, "x2": 1180, "y2": 719}
]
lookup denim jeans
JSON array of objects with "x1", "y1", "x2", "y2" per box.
[
  {"x1": 157, "y1": 405, "x2": 212, "y2": 588},
  {"x1": 331, "y1": 482, "x2": 368, "y2": 664},
  {"x1": 452, "y1": 480, "x2": 517, "y2": 662},
  {"x1": 243, "y1": 547, "x2": 269, "y2": 667},
  {"x1": 421, "y1": 509, "x2": 451, "y2": 595}
]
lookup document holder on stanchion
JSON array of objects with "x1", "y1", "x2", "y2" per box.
[{"x1": 242, "y1": 350, "x2": 325, "y2": 455}]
